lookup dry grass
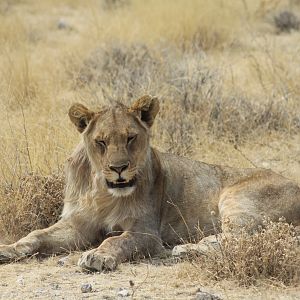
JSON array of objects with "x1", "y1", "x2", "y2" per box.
[
  {"x1": 181, "y1": 220, "x2": 300, "y2": 286},
  {"x1": 0, "y1": 0, "x2": 299, "y2": 288},
  {"x1": 0, "y1": 173, "x2": 64, "y2": 242},
  {"x1": 74, "y1": 42, "x2": 300, "y2": 148}
]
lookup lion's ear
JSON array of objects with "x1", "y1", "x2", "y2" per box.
[
  {"x1": 68, "y1": 103, "x2": 95, "y2": 133},
  {"x1": 130, "y1": 95, "x2": 159, "y2": 127}
]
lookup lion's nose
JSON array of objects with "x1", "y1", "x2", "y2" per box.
[{"x1": 109, "y1": 162, "x2": 129, "y2": 174}]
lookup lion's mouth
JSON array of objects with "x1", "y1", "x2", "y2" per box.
[{"x1": 106, "y1": 177, "x2": 136, "y2": 189}]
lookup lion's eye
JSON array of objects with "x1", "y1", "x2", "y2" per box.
[
  {"x1": 127, "y1": 135, "x2": 137, "y2": 144},
  {"x1": 95, "y1": 140, "x2": 106, "y2": 148}
]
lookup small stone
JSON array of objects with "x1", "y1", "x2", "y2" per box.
[
  {"x1": 35, "y1": 288, "x2": 46, "y2": 295},
  {"x1": 103, "y1": 296, "x2": 115, "y2": 300},
  {"x1": 172, "y1": 243, "x2": 207, "y2": 256},
  {"x1": 16, "y1": 275, "x2": 24, "y2": 286},
  {"x1": 274, "y1": 11, "x2": 300, "y2": 32},
  {"x1": 195, "y1": 291, "x2": 222, "y2": 300},
  {"x1": 57, "y1": 256, "x2": 69, "y2": 266},
  {"x1": 57, "y1": 18, "x2": 70, "y2": 30},
  {"x1": 172, "y1": 237, "x2": 221, "y2": 257},
  {"x1": 172, "y1": 244, "x2": 192, "y2": 256},
  {"x1": 117, "y1": 288, "x2": 130, "y2": 297},
  {"x1": 129, "y1": 280, "x2": 134, "y2": 287},
  {"x1": 50, "y1": 283, "x2": 60, "y2": 290},
  {"x1": 81, "y1": 283, "x2": 93, "y2": 293}
]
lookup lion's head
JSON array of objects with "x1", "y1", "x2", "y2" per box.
[{"x1": 68, "y1": 95, "x2": 159, "y2": 198}]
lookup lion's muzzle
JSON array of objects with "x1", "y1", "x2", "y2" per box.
[
  {"x1": 103, "y1": 161, "x2": 138, "y2": 197},
  {"x1": 108, "y1": 162, "x2": 129, "y2": 174}
]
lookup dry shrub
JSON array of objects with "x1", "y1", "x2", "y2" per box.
[
  {"x1": 274, "y1": 11, "x2": 300, "y2": 32},
  {"x1": 207, "y1": 97, "x2": 300, "y2": 144},
  {"x1": 75, "y1": 42, "x2": 300, "y2": 150},
  {"x1": 76, "y1": 43, "x2": 159, "y2": 99},
  {"x1": 192, "y1": 220, "x2": 300, "y2": 285},
  {"x1": 0, "y1": 173, "x2": 64, "y2": 241},
  {"x1": 101, "y1": 0, "x2": 130, "y2": 10}
]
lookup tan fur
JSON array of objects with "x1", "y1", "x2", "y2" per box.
[{"x1": 0, "y1": 95, "x2": 299, "y2": 271}]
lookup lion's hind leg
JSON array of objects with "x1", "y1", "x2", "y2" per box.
[
  {"x1": 218, "y1": 187, "x2": 263, "y2": 235},
  {"x1": 172, "y1": 188, "x2": 262, "y2": 257}
]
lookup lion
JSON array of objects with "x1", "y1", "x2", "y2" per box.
[{"x1": 0, "y1": 95, "x2": 299, "y2": 271}]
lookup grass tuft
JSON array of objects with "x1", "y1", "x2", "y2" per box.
[
  {"x1": 183, "y1": 220, "x2": 300, "y2": 286},
  {"x1": 0, "y1": 173, "x2": 64, "y2": 242}
]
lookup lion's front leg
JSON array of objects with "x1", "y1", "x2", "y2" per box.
[
  {"x1": 78, "y1": 230, "x2": 163, "y2": 272},
  {"x1": 0, "y1": 219, "x2": 96, "y2": 263}
]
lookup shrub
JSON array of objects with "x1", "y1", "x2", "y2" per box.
[
  {"x1": 0, "y1": 173, "x2": 64, "y2": 241},
  {"x1": 184, "y1": 220, "x2": 300, "y2": 285},
  {"x1": 274, "y1": 11, "x2": 300, "y2": 32}
]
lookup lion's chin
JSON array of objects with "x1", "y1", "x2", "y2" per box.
[{"x1": 107, "y1": 186, "x2": 136, "y2": 198}]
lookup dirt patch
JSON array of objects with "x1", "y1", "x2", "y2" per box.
[{"x1": 0, "y1": 255, "x2": 299, "y2": 300}]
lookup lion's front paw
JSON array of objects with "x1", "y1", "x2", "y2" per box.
[
  {"x1": 0, "y1": 245, "x2": 20, "y2": 263},
  {"x1": 78, "y1": 249, "x2": 117, "y2": 272}
]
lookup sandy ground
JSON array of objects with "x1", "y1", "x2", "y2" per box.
[{"x1": 0, "y1": 253, "x2": 299, "y2": 300}]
